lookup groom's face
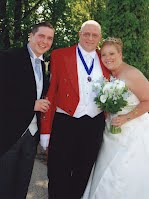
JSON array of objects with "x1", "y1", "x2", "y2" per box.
[{"x1": 29, "y1": 26, "x2": 54, "y2": 57}]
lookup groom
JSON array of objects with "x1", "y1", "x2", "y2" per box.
[{"x1": 40, "y1": 20, "x2": 110, "y2": 199}]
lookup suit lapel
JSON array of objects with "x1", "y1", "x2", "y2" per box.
[
  {"x1": 20, "y1": 47, "x2": 37, "y2": 98},
  {"x1": 59, "y1": 46, "x2": 110, "y2": 97},
  {"x1": 41, "y1": 60, "x2": 49, "y2": 97}
]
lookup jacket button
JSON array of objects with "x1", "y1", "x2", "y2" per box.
[{"x1": 66, "y1": 94, "x2": 69, "y2": 97}]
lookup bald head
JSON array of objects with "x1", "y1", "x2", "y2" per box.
[{"x1": 80, "y1": 20, "x2": 101, "y2": 34}]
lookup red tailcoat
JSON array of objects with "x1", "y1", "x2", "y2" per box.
[{"x1": 40, "y1": 45, "x2": 110, "y2": 135}]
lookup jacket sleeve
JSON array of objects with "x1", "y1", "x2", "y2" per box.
[{"x1": 40, "y1": 50, "x2": 58, "y2": 135}]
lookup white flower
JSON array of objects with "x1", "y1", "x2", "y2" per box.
[
  {"x1": 114, "y1": 80, "x2": 125, "y2": 89},
  {"x1": 94, "y1": 82, "x2": 102, "y2": 90},
  {"x1": 100, "y1": 95, "x2": 107, "y2": 103},
  {"x1": 93, "y1": 75, "x2": 129, "y2": 116},
  {"x1": 103, "y1": 82, "x2": 113, "y2": 93},
  {"x1": 92, "y1": 82, "x2": 102, "y2": 94},
  {"x1": 110, "y1": 76, "x2": 116, "y2": 82}
]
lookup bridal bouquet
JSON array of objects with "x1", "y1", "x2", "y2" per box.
[{"x1": 93, "y1": 76, "x2": 129, "y2": 134}]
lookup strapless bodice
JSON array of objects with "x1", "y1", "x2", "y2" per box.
[{"x1": 116, "y1": 90, "x2": 139, "y2": 115}]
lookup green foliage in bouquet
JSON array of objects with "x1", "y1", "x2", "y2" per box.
[
  {"x1": 93, "y1": 77, "x2": 129, "y2": 134},
  {"x1": 95, "y1": 87, "x2": 128, "y2": 114}
]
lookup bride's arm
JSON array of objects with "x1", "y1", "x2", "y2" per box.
[{"x1": 112, "y1": 67, "x2": 149, "y2": 126}]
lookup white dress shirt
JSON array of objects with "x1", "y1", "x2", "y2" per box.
[{"x1": 23, "y1": 44, "x2": 43, "y2": 136}]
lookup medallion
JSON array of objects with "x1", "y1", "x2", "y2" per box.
[{"x1": 87, "y1": 76, "x2": 92, "y2": 82}]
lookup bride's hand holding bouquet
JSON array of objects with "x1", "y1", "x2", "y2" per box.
[{"x1": 93, "y1": 76, "x2": 129, "y2": 134}]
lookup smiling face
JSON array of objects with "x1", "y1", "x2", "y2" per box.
[
  {"x1": 101, "y1": 44, "x2": 122, "y2": 72},
  {"x1": 79, "y1": 24, "x2": 102, "y2": 52},
  {"x1": 29, "y1": 26, "x2": 54, "y2": 57}
]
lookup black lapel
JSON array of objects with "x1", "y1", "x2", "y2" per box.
[{"x1": 41, "y1": 60, "x2": 50, "y2": 97}]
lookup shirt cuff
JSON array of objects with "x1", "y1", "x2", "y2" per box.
[{"x1": 40, "y1": 134, "x2": 50, "y2": 150}]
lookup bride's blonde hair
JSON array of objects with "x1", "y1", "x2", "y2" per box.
[{"x1": 101, "y1": 37, "x2": 123, "y2": 53}]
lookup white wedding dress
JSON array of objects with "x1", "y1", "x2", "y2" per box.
[{"x1": 82, "y1": 91, "x2": 149, "y2": 199}]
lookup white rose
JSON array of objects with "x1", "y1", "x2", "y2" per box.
[
  {"x1": 100, "y1": 95, "x2": 107, "y2": 103},
  {"x1": 103, "y1": 82, "x2": 113, "y2": 93},
  {"x1": 115, "y1": 80, "x2": 125, "y2": 89}
]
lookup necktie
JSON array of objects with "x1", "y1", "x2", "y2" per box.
[
  {"x1": 35, "y1": 58, "x2": 41, "y2": 80},
  {"x1": 86, "y1": 54, "x2": 92, "y2": 67}
]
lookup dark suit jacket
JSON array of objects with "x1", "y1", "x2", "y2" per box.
[
  {"x1": 40, "y1": 44, "x2": 110, "y2": 135},
  {"x1": 0, "y1": 46, "x2": 49, "y2": 157}
]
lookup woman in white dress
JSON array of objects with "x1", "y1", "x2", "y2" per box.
[{"x1": 83, "y1": 37, "x2": 149, "y2": 199}]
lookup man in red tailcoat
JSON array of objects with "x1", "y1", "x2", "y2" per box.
[{"x1": 40, "y1": 20, "x2": 110, "y2": 199}]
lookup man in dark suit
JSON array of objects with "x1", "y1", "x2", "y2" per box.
[
  {"x1": 0, "y1": 22, "x2": 54, "y2": 199},
  {"x1": 40, "y1": 20, "x2": 110, "y2": 199}
]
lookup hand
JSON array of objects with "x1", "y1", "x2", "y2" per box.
[
  {"x1": 111, "y1": 115, "x2": 128, "y2": 127},
  {"x1": 34, "y1": 99, "x2": 50, "y2": 112}
]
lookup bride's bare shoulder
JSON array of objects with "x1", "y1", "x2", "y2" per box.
[
  {"x1": 124, "y1": 64, "x2": 149, "y2": 96},
  {"x1": 120, "y1": 63, "x2": 149, "y2": 90},
  {"x1": 124, "y1": 64, "x2": 145, "y2": 80}
]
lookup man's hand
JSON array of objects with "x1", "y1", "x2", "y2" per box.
[{"x1": 34, "y1": 99, "x2": 50, "y2": 112}]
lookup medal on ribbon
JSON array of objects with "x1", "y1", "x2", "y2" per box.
[{"x1": 77, "y1": 47, "x2": 94, "y2": 82}]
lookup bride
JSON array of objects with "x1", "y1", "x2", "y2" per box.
[{"x1": 82, "y1": 37, "x2": 149, "y2": 199}]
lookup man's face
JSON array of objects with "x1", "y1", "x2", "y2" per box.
[
  {"x1": 79, "y1": 24, "x2": 101, "y2": 52},
  {"x1": 29, "y1": 26, "x2": 54, "y2": 57}
]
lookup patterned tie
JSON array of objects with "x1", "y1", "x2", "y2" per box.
[{"x1": 35, "y1": 58, "x2": 41, "y2": 80}]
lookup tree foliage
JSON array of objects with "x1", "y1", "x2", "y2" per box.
[
  {"x1": 0, "y1": 0, "x2": 148, "y2": 77},
  {"x1": 0, "y1": 0, "x2": 67, "y2": 49},
  {"x1": 103, "y1": 0, "x2": 149, "y2": 77}
]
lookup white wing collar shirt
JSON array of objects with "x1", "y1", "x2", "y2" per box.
[{"x1": 73, "y1": 43, "x2": 103, "y2": 118}]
